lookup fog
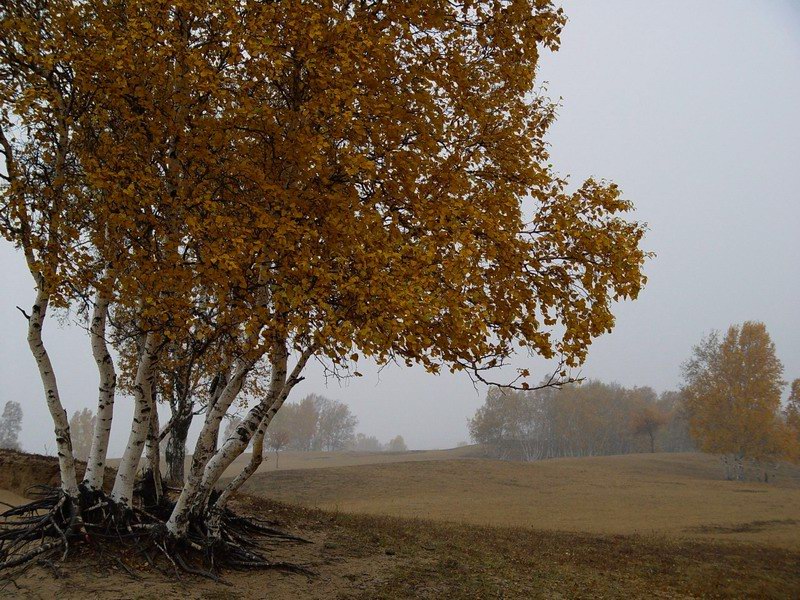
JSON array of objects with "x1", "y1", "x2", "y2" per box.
[{"x1": 1, "y1": 0, "x2": 798, "y2": 455}]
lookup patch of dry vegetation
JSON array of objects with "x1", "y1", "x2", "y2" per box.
[
  {"x1": 4, "y1": 495, "x2": 799, "y2": 599},
  {"x1": 339, "y1": 511, "x2": 800, "y2": 599},
  {"x1": 241, "y1": 452, "x2": 800, "y2": 549},
  {"x1": 107, "y1": 445, "x2": 482, "y2": 480},
  {"x1": 3, "y1": 451, "x2": 800, "y2": 598}
]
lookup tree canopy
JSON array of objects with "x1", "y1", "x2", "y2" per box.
[
  {"x1": 0, "y1": 0, "x2": 649, "y2": 570},
  {"x1": 682, "y1": 322, "x2": 791, "y2": 479}
]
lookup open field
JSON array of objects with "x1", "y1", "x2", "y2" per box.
[
  {"x1": 3, "y1": 492, "x2": 800, "y2": 598},
  {"x1": 107, "y1": 445, "x2": 481, "y2": 480},
  {"x1": 239, "y1": 451, "x2": 800, "y2": 549},
  {"x1": 222, "y1": 444, "x2": 481, "y2": 476},
  {"x1": 3, "y1": 450, "x2": 800, "y2": 597}
]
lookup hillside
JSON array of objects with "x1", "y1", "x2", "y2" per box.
[
  {"x1": 107, "y1": 445, "x2": 482, "y2": 480},
  {"x1": 239, "y1": 452, "x2": 800, "y2": 549},
  {"x1": 222, "y1": 444, "x2": 481, "y2": 478}
]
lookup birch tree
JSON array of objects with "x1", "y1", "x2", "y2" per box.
[
  {"x1": 1, "y1": 0, "x2": 649, "y2": 574},
  {"x1": 0, "y1": 0, "x2": 96, "y2": 503}
]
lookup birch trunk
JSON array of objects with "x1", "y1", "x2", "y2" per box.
[
  {"x1": 198, "y1": 343, "x2": 288, "y2": 500},
  {"x1": 144, "y1": 402, "x2": 163, "y2": 504},
  {"x1": 110, "y1": 332, "x2": 159, "y2": 507},
  {"x1": 165, "y1": 412, "x2": 191, "y2": 486},
  {"x1": 210, "y1": 416, "x2": 267, "y2": 518},
  {"x1": 206, "y1": 345, "x2": 313, "y2": 514},
  {"x1": 27, "y1": 284, "x2": 79, "y2": 500},
  {"x1": 83, "y1": 293, "x2": 116, "y2": 491},
  {"x1": 166, "y1": 362, "x2": 250, "y2": 536}
]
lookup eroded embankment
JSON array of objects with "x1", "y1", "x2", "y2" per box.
[{"x1": 0, "y1": 450, "x2": 115, "y2": 498}]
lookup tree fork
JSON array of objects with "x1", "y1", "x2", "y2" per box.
[{"x1": 205, "y1": 345, "x2": 315, "y2": 529}]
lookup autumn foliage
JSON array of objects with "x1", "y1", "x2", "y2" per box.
[
  {"x1": 0, "y1": 0, "x2": 647, "y2": 572},
  {"x1": 682, "y1": 322, "x2": 793, "y2": 480}
]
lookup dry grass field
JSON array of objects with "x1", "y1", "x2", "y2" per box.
[
  {"x1": 108, "y1": 445, "x2": 481, "y2": 479},
  {"x1": 221, "y1": 445, "x2": 481, "y2": 476},
  {"x1": 3, "y1": 450, "x2": 800, "y2": 598},
  {"x1": 239, "y1": 451, "x2": 800, "y2": 549}
]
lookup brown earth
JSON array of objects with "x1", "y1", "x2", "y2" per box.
[
  {"x1": 1, "y1": 450, "x2": 799, "y2": 598},
  {"x1": 0, "y1": 449, "x2": 116, "y2": 497}
]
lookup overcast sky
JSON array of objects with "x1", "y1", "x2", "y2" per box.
[{"x1": 1, "y1": 0, "x2": 798, "y2": 454}]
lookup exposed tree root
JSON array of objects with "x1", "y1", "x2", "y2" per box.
[{"x1": 0, "y1": 484, "x2": 313, "y2": 580}]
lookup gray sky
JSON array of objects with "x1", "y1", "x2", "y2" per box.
[{"x1": 1, "y1": 0, "x2": 799, "y2": 454}]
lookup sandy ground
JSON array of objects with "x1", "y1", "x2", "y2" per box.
[
  {"x1": 0, "y1": 491, "x2": 402, "y2": 600},
  {"x1": 0, "y1": 489, "x2": 29, "y2": 509},
  {"x1": 2, "y1": 488, "x2": 799, "y2": 599}
]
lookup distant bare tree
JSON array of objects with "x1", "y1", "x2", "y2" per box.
[
  {"x1": 631, "y1": 404, "x2": 668, "y2": 453},
  {"x1": 265, "y1": 394, "x2": 359, "y2": 452},
  {"x1": 785, "y1": 379, "x2": 800, "y2": 462},
  {"x1": 315, "y1": 398, "x2": 358, "y2": 451},
  {"x1": 289, "y1": 395, "x2": 321, "y2": 451},
  {"x1": 69, "y1": 408, "x2": 96, "y2": 461},
  {"x1": 0, "y1": 401, "x2": 23, "y2": 451},
  {"x1": 655, "y1": 391, "x2": 695, "y2": 453},
  {"x1": 221, "y1": 416, "x2": 242, "y2": 446}
]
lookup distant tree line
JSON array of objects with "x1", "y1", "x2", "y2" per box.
[
  {"x1": 265, "y1": 393, "x2": 407, "y2": 454},
  {"x1": 469, "y1": 382, "x2": 693, "y2": 461},
  {"x1": 470, "y1": 321, "x2": 800, "y2": 482},
  {"x1": 63, "y1": 393, "x2": 408, "y2": 473},
  {"x1": 348, "y1": 434, "x2": 408, "y2": 453},
  {"x1": 266, "y1": 394, "x2": 358, "y2": 452}
]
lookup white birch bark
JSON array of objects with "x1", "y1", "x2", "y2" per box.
[
  {"x1": 198, "y1": 342, "x2": 288, "y2": 498},
  {"x1": 144, "y1": 401, "x2": 163, "y2": 504},
  {"x1": 165, "y1": 360, "x2": 250, "y2": 535},
  {"x1": 210, "y1": 417, "x2": 268, "y2": 517},
  {"x1": 83, "y1": 293, "x2": 116, "y2": 491},
  {"x1": 110, "y1": 331, "x2": 159, "y2": 507},
  {"x1": 4, "y1": 99, "x2": 82, "y2": 502},
  {"x1": 166, "y1": 264, "x2": 274, "y2": 535},
  {"x1": 26, "y1": 283, "x2": 79, "y2": 499},
  {"x1": 206, "y1": 345, "x2": 314, "y2": 512}
]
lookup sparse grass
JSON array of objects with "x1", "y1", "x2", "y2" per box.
[
  {"x1": 333, "y1": 510, "x2": 800, "y2": 599},
  {"x1": 5, "y1": 451, "x2": 800, "y2": 598},
  {"x1": 240, "y1": 452, "x2": 800, "y2": 549},
  {"x1": 8, "y1": 494, "x2": 800, "y2": 598}
]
